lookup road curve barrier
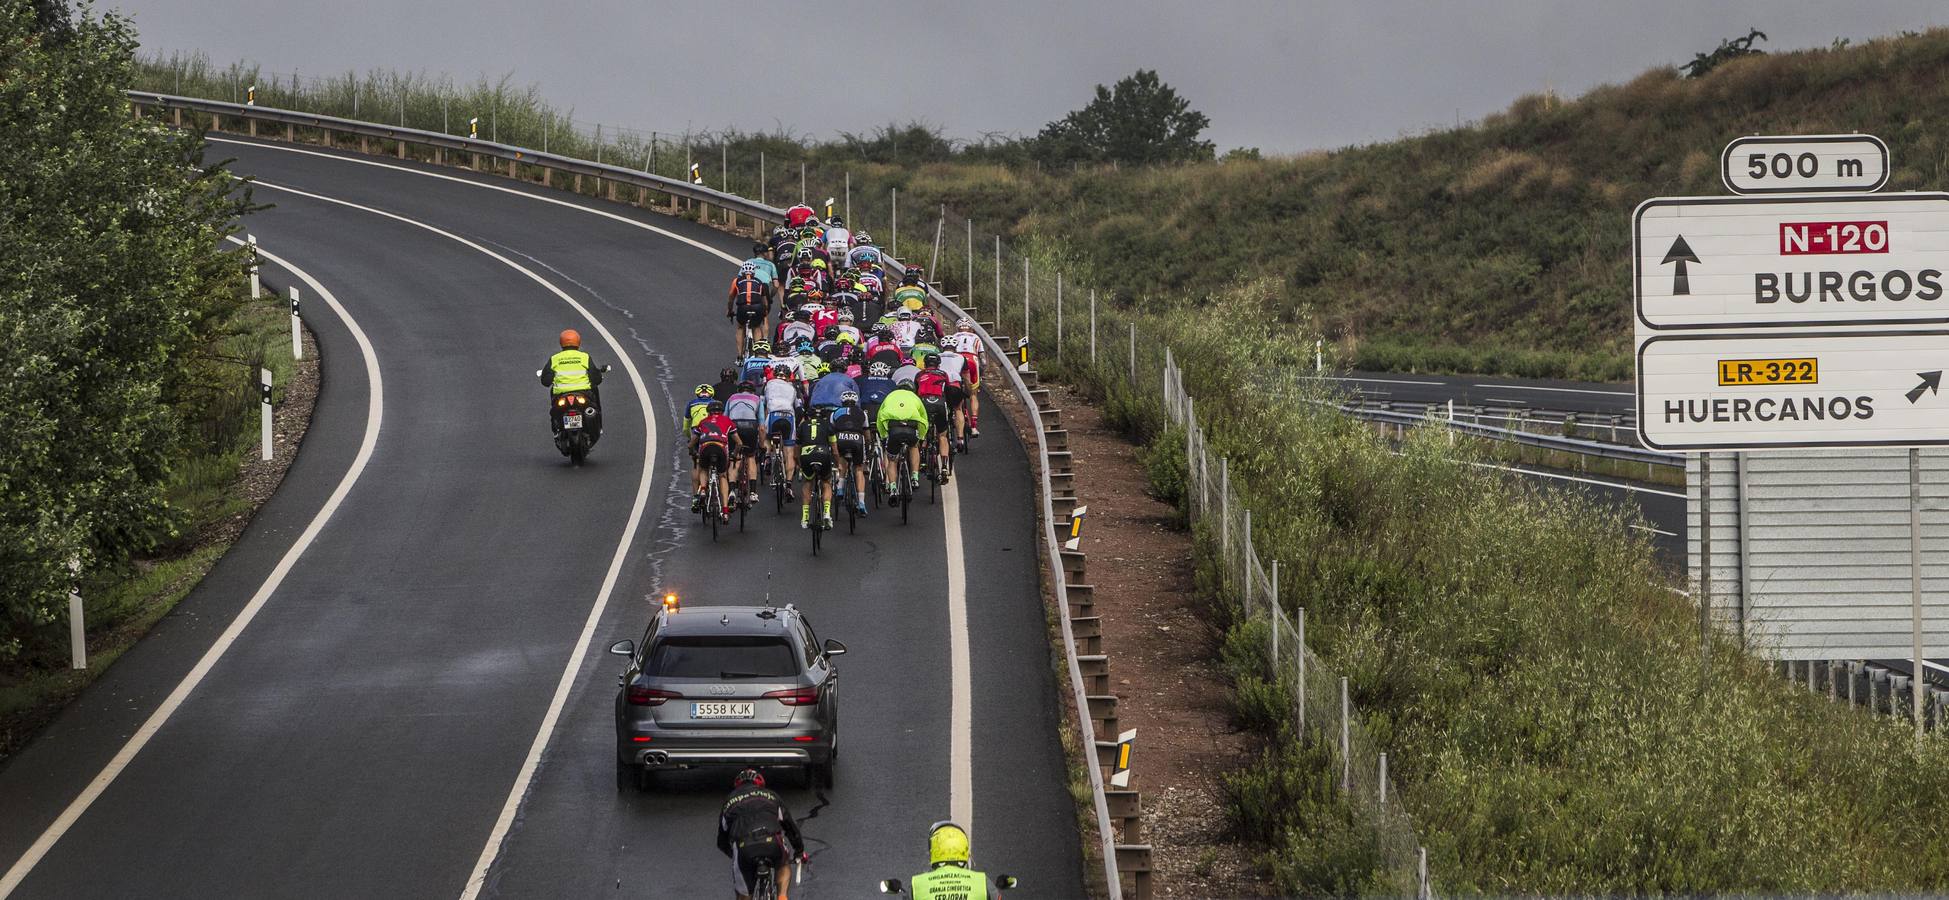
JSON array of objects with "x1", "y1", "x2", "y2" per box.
[{"x1": 126, "y1": 91, "x2": 1142, "y2": 898}]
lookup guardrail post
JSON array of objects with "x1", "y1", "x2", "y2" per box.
[
  {"x1": 259, "y1": 367, "x2": 274, "y2": 461},
  {"x1": 68, "y1": 558, "x2": 85, "y2": 670},
  {"x1": 247, "y1": 234, "x2": 260, "y2": 299},
  {"x1": 289, "y1": 287, "x2": 302, "y2": 361},
  {"x1": 1340, "y1": 676, "x2": 1352, "y2": 791}
]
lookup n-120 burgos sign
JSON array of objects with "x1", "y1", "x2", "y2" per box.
[{"x1": 1633, "y1": 192, "x2": 1949, "y2": 331}]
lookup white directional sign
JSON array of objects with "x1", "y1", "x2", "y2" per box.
[
  {"x1": 1634, "y1": 192, "x2": 1949, "y2": 331},
  {"x1": 1637, "y1": 330, "x2": 1949, "y2": 450},
  {"x1": 1721, "y1": 134, "x2": 1889, "y2": 194}
]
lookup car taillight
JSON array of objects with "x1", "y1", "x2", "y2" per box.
[
  {"x1": 627, "y1": 686, "x2": 681, "y2": 706},
  {"x1": 763, "y1": 686, "x2": 820, "y2": 706}
]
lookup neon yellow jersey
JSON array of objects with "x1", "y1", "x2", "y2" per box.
[{"x1": 875, "y1": 388, "x2": 930, "y2": 440}]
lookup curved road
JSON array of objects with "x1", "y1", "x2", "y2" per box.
[{"x1": 0, "y1": 138, "x2": 1082, "y2": 897}]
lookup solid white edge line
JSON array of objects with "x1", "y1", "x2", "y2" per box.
[
  {"x1": 222, "y1": 179, "x2": 655, "y2": 900},
  {"x1": 1459, "y1": 459, "x2": 1687, "y2": 498},
  {"x1": 942, "y1": 478, "x2": 974, "y2": 835},
  {"x1": 219, "y1": 138, "x2": 981, "y2": 877},
  {"x1": 0, "y1": 241, "x2": 383, "y2": 899}
]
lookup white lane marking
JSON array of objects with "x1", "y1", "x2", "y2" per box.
[
  {"x1": 0, "y1": 242, "x2": 383, "y2": 898},
  {"x1": 1630, "y1": 523, "x2": 1680, "y2": 537},
  {"x1": 209, "y1": 137, "x2": 742, "y2": 266},
  {"x1": 1303, "y1": 375, "x2": 1443, "y2": 386},
  {"x1": 942, "y1": 477, "x2": 974, "y2": 834},
  {"x1": 1459, "y1": 459, "x2": 1687, "y2": 498},
  {"x1": 1470, "y1": 382, "x2": 1632, "y2": 397},
  {"x1": 219, "y1": 137, "x2": 985, "y2": 879},
  {"x1": 229, "y1": 180, "x2": 657, "y2": 900}
]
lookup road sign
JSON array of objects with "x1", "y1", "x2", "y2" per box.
[
  {"x1": 1634, "y1": 192, "x2": 1949, "y2": 331},
  {"x1": 1722, "y1": 134, "x2": 1889, "y2": 194},
  {"x1": 1637, "y1": 329, "x2": 1949, "y2": 450}
]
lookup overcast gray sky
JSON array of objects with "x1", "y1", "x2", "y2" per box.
[{"x1": 115, "y1": 1, "x2": 1949, "y2": 153}]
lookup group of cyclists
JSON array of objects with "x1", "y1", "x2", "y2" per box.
[{"x1": 687, "y1": 203, "x2": 988, "y2": 537}]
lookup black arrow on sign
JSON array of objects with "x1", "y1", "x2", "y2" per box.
[
  {"x1": 1907, "y1": 370, "x2": 1942, "y2": 404},
  {"x1": 1662, "y1": 235, "x2": 1700, "y2": 296}
]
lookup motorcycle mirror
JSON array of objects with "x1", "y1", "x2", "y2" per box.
[
  {"x1": 602, "y1": 364, "x2": 613, "y2": 373},
  {"x1": 534, "y1": 369, "x2": 544, "y2": 378},
  {"x1": 997, "y1": 875, "x2": 1019, "y2": 890},
  {"x1": 878, "y1": 879, "x2": 904, "y2": 895}
]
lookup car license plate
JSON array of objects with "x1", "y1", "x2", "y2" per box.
[
  {"x1": 691, "y1": 702, "x2": 754, "y2": 719},
  {"x1": 562, "y1": 413, "x2": 583, "y2": 429}
]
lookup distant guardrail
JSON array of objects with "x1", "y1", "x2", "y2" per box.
[
  {"x1": 1335, "y1": 403, "x2": 1682, "y2": 467},
  {"x1": 126, "y1": 91, "x2": 1137, "y2": 898}
]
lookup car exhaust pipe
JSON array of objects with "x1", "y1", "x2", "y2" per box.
[{"x1": 644, "y1": 750, "x2": 669, "y2": 766}]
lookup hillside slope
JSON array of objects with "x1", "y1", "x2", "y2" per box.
[{"x1": 856, "y1": 29, "x2": 1949, "y2": 380}]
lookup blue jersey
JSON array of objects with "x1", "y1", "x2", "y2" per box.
[
  {"x1": 739, "y1": 356, "x2": 771, "y2": 383},
  {"x1": 858, "y1": 376, "x2": 895, "y2": 410},
  {"x1": 809, "y1": 372, "x2": 858, "y2": 409},
  {"x1": 741, "y1": 257, "x2": 777, "y2": 285}
]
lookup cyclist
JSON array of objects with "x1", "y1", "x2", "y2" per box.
[
  {"x1": 717, "y1": 768, "x2": 805, "y2": 900},
  {"x1": 835, "y1": 309, "x2": 862, "y2": 345},
  {"x1": 864, "y1": 324, "x2": 908, "y2": 369},
  {"x1": 684, "y1": 383, "x2": 716, "y2": 430},
  {"x1": 822, "y1": 215, "x2": 851, "y2": 264},
  {"x1": 728, "y1": 270, "x2": 771, "y2": 357},
  {"x1": 714, "y1": 366, "x2": 743, "y2": 403},
  {"x1": 944, "y1": 319, "x2": 985, "y2": 436},
  {"x1": 915, "y1": 355, "x2": 954, "y2": 484},
  {"x1": 797, "y1": 408, "x2": 837, "y2": 531},
  {"x1": 784, "y1": 204, "x2": 816, "y2": 229},
  {"x1": 777, "y1": 309, "x2": 817, "y2": 348},
  {"x1": 726, "y1": 381, "x2": 765, "y2": 504},
  {"x1": 740, "y1": 340, "x2": 775, "y2": 384},
  {"x1": 859, "y1": 361, "x2": 897, "y2": 420},
  {"x1": 903, "y1": 821, "x2": 1002, "y2": 900},
  {"x1": 831, "y1": 391, "x2": 870, "y2": 518},
  {"x1": 891, "y1": 309, "x2": 922, "y2": 350},
  {"x1": 741, "y1": 242, "x2": 778, "y2": 294},
  {"x1": 764, "y1": 365, "x2": 801, "y2": 497},
  {"x1": 690, "y1": 399, "x2": 740, "y2": 522},
  {"x1": 877, "y1": 378, "x2": 930, "y2": 494},
  {"x1": 936, "y1": 348, "x2": 971, "y2": 451}
]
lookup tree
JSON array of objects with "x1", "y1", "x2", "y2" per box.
[
  {"x1": 0, "y1": 0, "x2": 252, "y2": 661},
  {"x1": 1681, "y1": 28, "x2": 1768, "y2": 78},
  {"x1": 1035, "y1": 69, "x2": 1215, "y2": 167}
]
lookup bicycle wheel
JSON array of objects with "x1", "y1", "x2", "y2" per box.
[
  {"x1": 810, "y1": 478, "x2": 824, "y2": 557},
  {"x1": 707, "y1": 469, "x2": 720, "y2": 541},
  {"x1": 898, "y1": 458, "x2": 911, "y2": 525},
  {"x1": 773, "y1": 452, "x2": 787, "y2": 515},
  {"x1": 738, "y1": 476, "x2": 749, "y2": 532}
]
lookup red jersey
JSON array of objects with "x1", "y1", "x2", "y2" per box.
[{"x1": 692, "y1": 413, "x2": 738, "y2": 447}]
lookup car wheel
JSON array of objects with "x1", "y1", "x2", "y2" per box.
[
  {"x1": 811, "y1": 734, "x2": 838, "y2": 788},
  {"x1": 615, "y1": 761, "x2": 635, "y2": 793}
]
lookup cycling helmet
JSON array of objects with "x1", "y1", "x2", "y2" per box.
[
  {"x1": 958, "y1": 318, "x2": 975, "y2": 331},
  {"x1": 838, "y1": 309, "x2": 856, "y2": 322},
  {"x1": 750, "y1": 340, "x2": 772, "y2": 355},
  {"x1": 896, "y1": 378, "x2": 917, "y2": 391},
  {"x1": 794, "y1": 339, "x2": 816, "y2": 355},
  {"x1": 707, "y1": 400, "x2": 724, "y2": 413},
  {"x1": 918, "y1": 324, "x2": 938, "y2": 343},
  {"x1": 737, "y1": 380, "x2": 757, "y2": 393},
  {"x1": 810, "y1": 360, "x2": 832, "y2": 378},
  {"x1": 929, "y1": 821, "x2": 970, "y2": 866},
  {"x1": 694, "y1": 384, "x2": 715, "y2": 398},
  {"x1": 869, "y1": 361, "x2": 893, "y2": 378},
  {"x1": 840, "y1": 390, "x2": 860, "y2": 406},
  {"x1": 827, "y1": 215, "x2": 844, "y2": 227},
  {"x1": 837, "y1": 331, "x2": 858, "y2": 346},
  {"x1": 559, "y1": 329, "x2": 581, "y2": 349},
  {"x1": 897, "y1": 309, "x2": 915, "y2": 321},
  {"x1": 720, "y1": 365, "x2": 738, "y2": 381},
  {"x1": 923, "y1": 354, "x2": 940, "y2": 369},
  {"x1": 854, "y1": 230, "x2": 873, "y2": 245},
  {"x1": 734, "y1": 767, "x2": 766, "y2": 788},
  {"x1": 770, "y1": 364, "x2": 794, "y2": 381},
  {"x1": 795, "y1": 246, "x2": 815, "y2": 260},
  {"x1": 820, "y1": 326, "x2": 839, "y2": 340}
]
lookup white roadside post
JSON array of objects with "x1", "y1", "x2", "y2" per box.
[
  {"x1": 1296, "y1": 607, "x2": 1306, "y2": 731},
  {"x1": 890, "y1": 188, "x2": 898, "y2": 257},
  {"x1": 1090, "y1": 290, "x2": 1097, "y2": 364},
  {"x1": 1339, "y1": 675, "x2": 1351, "y2": 791},
  {"x1": 247, "y1": 234, "x2": 260, "y2": 299},
  {"x1": 1055, "y1": 273, "x2": 1063, "y2": 362},
  {"x1": 259, "y1": 367, "x2": 274, "y2": 461},
  {"x1": 68, "y1": 558, "x2": 85, "y2": 670},
  {"x1": 289, "y1": 286, "x2": 302, "y2": 361},
  {"x1": 1315, "y1": 338, "x2": 1322, "y2": 372}
]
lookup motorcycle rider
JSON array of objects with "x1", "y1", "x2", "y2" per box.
[
  {"x1": 539, "y1": 328, "x2": 605, "y2": 441},
  {"x1": 903, "y1": 821, "x2": 1004, "y2": 899}
]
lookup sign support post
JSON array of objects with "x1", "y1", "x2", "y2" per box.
[
  {"x1": 1699, "y1": 451, "x2": 1713, "y2": 689},
  {"x1": 1911, "y1": 447, "x2": 1926, "y2": 737}
]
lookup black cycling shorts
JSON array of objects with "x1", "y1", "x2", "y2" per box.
[
  {"x1": 943, "y1": 383, "x2": 967, "y2": 411},
  {"x1": 922, "y1": 396, "x2": 950, "y2": 432},
  {"x1": 736, "y1": 307, "x2": 766, "y2": 326},
  {"x1": 885, "y1": 423, "x2": 920, "y2": 452},
  {"x1": 799, "y1": 449, "x2": 834, "y2": 477},
  {"x1": 834, "y1": 433, "x2": 865, "y2": 464},
  {"x1": 695, "y1": 443, "x2": 729, "y2": 472},
  {"x1": 734, "y1": 424, "x2": 760, "y2": 455}
]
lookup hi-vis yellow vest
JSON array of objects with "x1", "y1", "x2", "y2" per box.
[{"x1": 549, "y1": 349, "x2": 592, "y2": 393}]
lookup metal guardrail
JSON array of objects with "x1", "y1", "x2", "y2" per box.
[
  {"x1": 129, "y1": 92, "x2": 1132, "y2": 898},
  {"x1": 1338, "y1": 403, "x2": 1682, "y2": 467},
  {"x1": 126, "y1": 91, "x2": 781, "y2": 232}
]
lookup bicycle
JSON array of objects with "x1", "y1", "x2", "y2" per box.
[
  {"x1": 701, "y1": 464, "x2": 722, "y2": 541},
  {"x1": 769, "y1": 446, "x2": 789, "y2": 515},
  {"x1": 893, "y1": 449, "x2": 914, "y2": 525},
  {"x1": 807, "y1": 464, "x2": 831, "y2": 555}
]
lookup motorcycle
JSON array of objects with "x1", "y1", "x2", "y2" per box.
[{"x1": 539, "y1": 365, "x2": 611, "y2": 465}]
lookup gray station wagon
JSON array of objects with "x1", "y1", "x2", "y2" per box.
[{"x1": 609, "y1": 601, "x2": 844, "y2": 791}]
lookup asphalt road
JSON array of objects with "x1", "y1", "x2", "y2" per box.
[
  {"x1": 0, "y1": 138, "x2": 1081, "y2": 898},
  {"x1": 1314, "y1": 370, "x2": 1635, "y2": 417}
]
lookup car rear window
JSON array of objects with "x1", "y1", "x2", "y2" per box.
[{"x1": 646, "y1": 636, "x2": 800, "y2": 678}]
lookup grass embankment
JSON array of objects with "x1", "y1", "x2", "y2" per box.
[
  {"x1": 0, "y1": 287, "x2": 301, "y2": 762},
  {"x1": 1008, "y1": 277, "x2": 1949, "y2": 894}
]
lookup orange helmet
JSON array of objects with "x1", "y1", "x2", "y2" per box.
[{"x1": 559, "y1": 329, "x2": 581, "y2": 349}]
